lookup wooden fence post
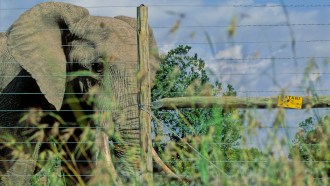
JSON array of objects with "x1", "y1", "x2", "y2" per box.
[{"x1": 137, "y1": 5, "x2": 153, "y2": 185}]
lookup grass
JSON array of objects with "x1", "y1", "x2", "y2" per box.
[
  {"x1": 152, "y1": 108, "x2": 330, "y2": 186},
  {"x1": 0, "y1": 57, "x2": 325, "y2": 186}
]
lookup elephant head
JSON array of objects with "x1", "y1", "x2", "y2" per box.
[{"x1": 0, "y1": 2, "x2": 158, "y2": 184}]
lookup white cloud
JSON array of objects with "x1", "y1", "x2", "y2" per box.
[
  {"x1": 159, "y1": 43, "x2": 175, "y2": 54},
  {"x1": 208, "y1": 45, "x2": 269, "y2": 75},
  {"x1": 215, "y1": 45, "x2": 243, "y2": 59},
  {"x1": 206, "y1": 44, "x2": 274, "y2": 94}
]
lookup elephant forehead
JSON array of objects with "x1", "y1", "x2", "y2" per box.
[
  {"x1": 98, "y1": 33, "x2": 137, "y2": 64},
  {"x1": 74, "y1": 16, "x2": 138, "y2": 63}
]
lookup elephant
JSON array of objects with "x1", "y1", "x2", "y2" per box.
[{"x1": 0, "y1": 2, "x2": 159, "y2": 185}]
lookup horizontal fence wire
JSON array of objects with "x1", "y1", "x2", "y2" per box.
[
  {"x1": 0, "y1": 40, "x2": 329, "y2": 46},
  {"x1": 0, "y1": 141, "x2": 325, "y2": 146},
  {"x1": 212, "y1": 57, "x2": 329, "y2": 61},
  {"x1": 0, "y1": 41, "x2": 320, "y2": 47},
  {"x1": 0, "y1": 159, "x2": 330, "y2": 163},
  {"x1": 1, "y1": 90, "x2": 330, "y2": 94},
  {"x1": 208, "y1": 73, "x2": 330, "y2": 75},
  {"x1": 154, "y1": 91, "x2": 330, "y2": 95},
  {"x1": 4, "y1": 174, "x2": 327, "y2": 180},
  {"x1": 157, "y1": 40, "x2": 330, "y2": 45},
  {"x1": 0, "y1": 109, "x2": 135, "y2": 112},
  {"x1": 0, "y1": 125, "x2": 308, "y2": 129},
  {"x1": 0, "y1": 25, "x2": 328, "y2": 34},
  {"x1": 35, "y1": 39, "x2": 330, "y2": 45},
  {"x1": 0, "y1": 61, "x2": 138, "y2": 64},
  {"x1": 152, "y1": 24, "x2": 330, "y2": 28},
  {"x1": 0, "y1": 121, "x2": 320, "y2": 130},
  {"x1": 1, "y1": 23, "x2": 330, "y2": 32},
  {"x1": 3, "y1": 58, "x2": 328, "y2": 64},
  {"x1": 0, "y1": 93, "x2": 138, "y2": 95},
  {"x1": 1, "y1": 4, "x2": 330, "y2": 10}
]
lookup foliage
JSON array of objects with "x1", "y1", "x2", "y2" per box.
[
  {"x1": 154, "y1": 107, "x2": 330, "y2": 185},
  {"x1": 151, "y1": 45, "x2": 330, "y2": 185},
  {"x1": 151, "y1": 45, "x2": 239, "y2": 141},
  {"x1": 289, "y1": 116, "x2": 330, "y2": 177},
  {"x1": 151, "y1": 45, "x2": 268, "y2": 183},
  {"x1": 30, "y1": 151, "x2": 64, "y2": 186}
]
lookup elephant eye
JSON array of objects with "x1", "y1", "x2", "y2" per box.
[{"x1": 91, "y1": 61, "x2": 104, "y2": 73}]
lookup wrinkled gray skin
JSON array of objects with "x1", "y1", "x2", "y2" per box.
[{"x1": 0, "y1": 2, "x2": 158, "y2": 185}]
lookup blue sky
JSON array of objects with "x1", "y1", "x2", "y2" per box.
[{"x1": 1, "y1": 0, "x2": 330, "y2": 150}]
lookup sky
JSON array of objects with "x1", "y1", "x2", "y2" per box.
[{"x1": 1, "y1": 0, "x2": 330, "y2": 150}]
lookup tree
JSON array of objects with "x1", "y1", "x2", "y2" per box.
[
  {"x1": 289, "y1": 116, "x2": 330, "y2": 177},
  {"x1": 151, "y1": 45, "x2": 248, "y2": 179},
  {"x1": 151, "y1": 45, "x2": 239, "y2": 142}
]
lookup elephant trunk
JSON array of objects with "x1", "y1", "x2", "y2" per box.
[{"x1": 95, "y1": 62, "x2": 141, "y2": 180}]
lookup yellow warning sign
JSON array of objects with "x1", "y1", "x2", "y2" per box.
[{"x1": 277, "y1": 95, "x2": 303, "y2": 109}]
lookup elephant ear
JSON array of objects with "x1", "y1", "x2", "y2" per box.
[
  {"x1": 114, "y1": 16, "x2": 160, "y2": 85},
  {"x1": 7, "y1": 2, "x2": 89, "y2": 110}
]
